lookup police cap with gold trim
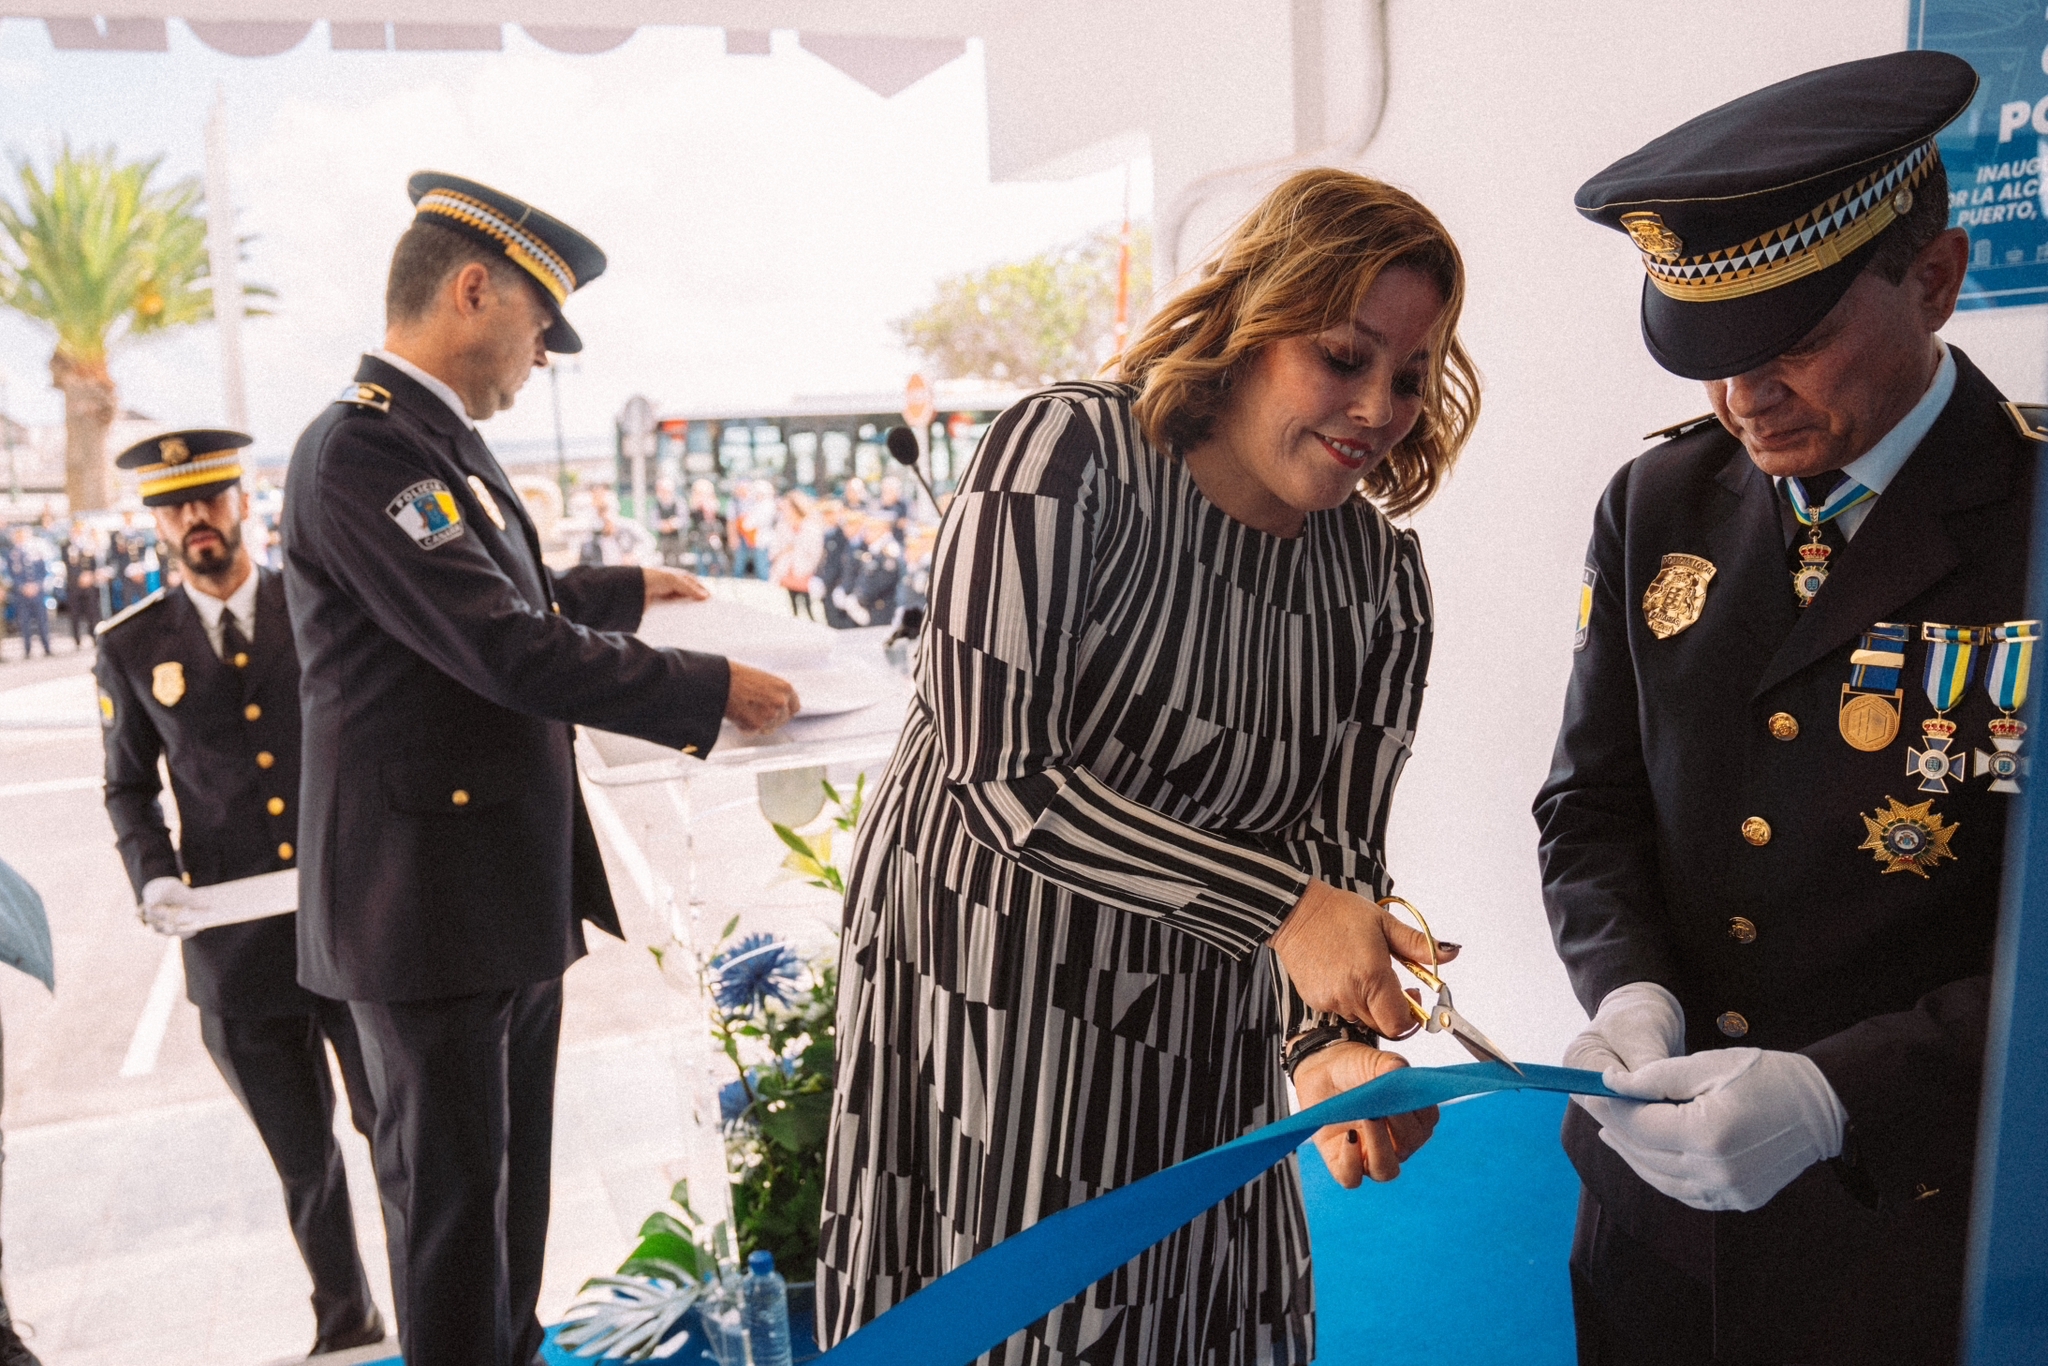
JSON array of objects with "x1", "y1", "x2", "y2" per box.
[
  {"x1": 406, "y1": 171, "x2": 606, "y2": 354},
  {"x1": 115, "y1": 428, "x2": 251, "y2": 506},
  {"x1": 1577, "y1": 51, "x2": 1977, "y2": 381}
]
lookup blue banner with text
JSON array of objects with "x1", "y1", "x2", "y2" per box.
[{"x1": 1914, "y1": 0, "x2": 2048, "y2": 310}]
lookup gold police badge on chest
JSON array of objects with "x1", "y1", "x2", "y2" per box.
[
  {"x1": 1642, "y1": 553, "x2": 1716, "y2": 639},
  {"x1": 151, "y1": 660, "x2": 185, "y2": 707}
]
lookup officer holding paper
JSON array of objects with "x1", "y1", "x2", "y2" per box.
[
  {"x1": 95, "y1": 428, "x2": 386, "y2": 1357},
  {"x1": 283, "y1": 173, "x2": 797, "y2": 1366},
  {"x1": 1537, "y1": 52, "x2": 2042, "y2": 1363}
]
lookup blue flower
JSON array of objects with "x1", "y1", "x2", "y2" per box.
[
  {"x1": 708, "y1": 933, "x2": 803, "y2": 1013},
  {"x1": 719, "y1": 1077, "x2": 752, "y2": 1128}
]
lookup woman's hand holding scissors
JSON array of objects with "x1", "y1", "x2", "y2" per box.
[{"x1": 1268, "y1": 881, "x2": 1460, "y2": 1038}]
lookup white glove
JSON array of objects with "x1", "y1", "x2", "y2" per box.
[
  {"x1": 1579, "y1": 1048, "x2": 1848, "y2": 1213},
  {"x1": 140, "y1": 875, "x2": 202, "y2": 939},
  {"x1": 1563, "y1": 981, "x2": 1685, "y2": 1087}
]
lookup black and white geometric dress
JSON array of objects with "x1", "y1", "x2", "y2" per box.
[{"x1": 819, "y1": 381, "x2": 1433, "y2": 1365}]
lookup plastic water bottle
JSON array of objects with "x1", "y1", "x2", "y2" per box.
[{"x1": 743, "y1": 1249, "x2": 795, "y2": 1366}]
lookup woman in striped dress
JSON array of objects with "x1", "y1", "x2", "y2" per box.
[{"x1": 820, "y1": 169, "x2": 1482, "y2": 1364}]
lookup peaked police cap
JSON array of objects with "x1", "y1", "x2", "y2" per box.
[
  {"x1": 407, "y1": 172, "x2": 607, "y2": 354},
  {"x1": 1576, "y1": 51, "x2": 1978, "y2": 380}
]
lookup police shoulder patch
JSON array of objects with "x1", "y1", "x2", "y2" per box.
[
  {"x1": 387, "y1": 479, "x2": 465, "y2": 549},
  {"x1": 1574, "y1": 565, "x2": 1597, "y2": 651}
]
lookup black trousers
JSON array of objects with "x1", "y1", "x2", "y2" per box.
[
  {"x1": 350, "y1": 977, "x2": 563, "y2": 1366},
  {"x1": 199, "y1": 997, "x2": 380, "y2": 1341},
  {"x1": 1570, "y1": 1189, "x2": 1715, "y2": 1365}
]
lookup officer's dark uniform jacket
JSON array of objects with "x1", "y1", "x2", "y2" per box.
[
  {"x1": 95, "y1": 570, "x2": 313, "y2": 1017},
  {"x1": 1536, "y1": 349, "x2": 2036, "y2": 1361},
  {"x1": 282, "y1": 355, "x2": 729, "y2": 1003}
]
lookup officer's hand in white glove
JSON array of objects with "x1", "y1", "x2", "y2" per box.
[
  {"x1": 139, "y1": 875, "x2": 201, "y2": 939},
  {"x1": 1563, "y1": 981, "x2": 1685, "y2": 1117},
  {"x1": 1578, "y1": 1047, "x2": 1847, "y2": 1213}
]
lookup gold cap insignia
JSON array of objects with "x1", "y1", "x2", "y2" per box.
[
  {"x1": 1641, "y1": 552, "x2": 1716, "y2": 639},
  {"x1": 151, "y1": 660, "x2": 186, "y2": 707},
  {"x1": 1620, "y1": 211, "x2": 1684, "y2": 260},
  {"x1": 158, "y1": 436, "x2": 192, "y2": 466}
]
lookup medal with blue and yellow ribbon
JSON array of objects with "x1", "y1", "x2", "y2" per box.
[
  {"x1": 1787, "y1": 475, "x2": 1877, "y2": 608},
  {"x1": 1974, "y1": 620, "x2": 2038, "y2": 794},
  {"x1": 1839, "y1": 622, "x2": 1908, "y2": 751},
  {"x1": 1909, "y1": 623, "x2": 1980, "y2": 792}
]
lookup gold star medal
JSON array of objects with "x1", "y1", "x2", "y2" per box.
[
  {"x1": 1641, "y1": 553, "x2": 1715, "y2": 639},
  {"x1": 1858, "y1": 796, "x2": 1958, "y2": 877}
]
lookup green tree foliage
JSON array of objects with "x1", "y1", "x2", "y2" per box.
[
  {"x1": 894, "y1": 224, "x2": 1153, "y2": 386},
  {"x1": 0, "y1": 144, "x2": 269, "y2": 510}
]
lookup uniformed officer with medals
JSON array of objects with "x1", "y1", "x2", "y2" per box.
[
  {"x1": 283, "y1": 174, "x2": 799, "y2": 1366},
  {"x1": 95, "y1": 429, "x2": 387, "y2": 1356},
  {"x1": 1536, "y1": 52, "x2": 2039, "y2": 1363}
]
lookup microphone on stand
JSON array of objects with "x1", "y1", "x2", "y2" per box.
[{"x1": 885, "y1": 425, "x2": 939, "y2": 508}]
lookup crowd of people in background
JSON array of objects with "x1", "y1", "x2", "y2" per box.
[
  {"x1": 592, "y1": 472, "x2": 938, "y2": 633},
  {"x1": 2, "y1": 468, "x2": 938, "y2": 660},
  {"x1": 0, "y1": 501, "x2": 288, "y2": 661}
]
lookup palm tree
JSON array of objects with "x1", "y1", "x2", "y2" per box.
[{"x1": 0, "y1": 145, "x2": 264, "y2": 511}]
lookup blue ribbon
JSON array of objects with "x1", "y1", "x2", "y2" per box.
[{"x1": 815, "y1": 1061, "x2": 1614, "y2": 1366}]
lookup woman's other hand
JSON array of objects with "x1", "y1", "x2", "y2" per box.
[
  {"x1": 1267, "y1": 881, "x2": 1458, "y2": 1037},
  {"x1": 1292, "y1": 1043, "x2": 1439, "y2": 1187}
]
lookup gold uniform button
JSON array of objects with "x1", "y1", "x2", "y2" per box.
[
  {"x1": 1728, "y1": 915, "x2": 1758, "y2": 944},
  {"x1": 451, "y1": 789, "x2": 471, "y2": 807},
  {"x1": 1717, "y1": 1010, "x2": 1749, "y2": 1038},
  {"x1": 266, "y1": 797, "x2": 286, "y2": 816},
  {"x1": 277, "y1": 842, "x2": 294, "y2": 861},
  {"x1": 1767, "y1": 712, "x2": 1799, "y2": 741},
  {"x1": 256, "y1": 751, "x2": 275, "y2": 769},
  {"x1": 1741, "y1": 816, "x2": 1772, "y2": 846},
  {"x1": 233, "y1": 652, "x2": 249, "y2": 669},
  {"x1": 243, "y1": 703, "x2": 262, "y2": 722}
]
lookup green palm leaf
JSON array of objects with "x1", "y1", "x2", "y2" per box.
[{"x1": 0, "y1": 142, "x2": 271, "y2": 509}]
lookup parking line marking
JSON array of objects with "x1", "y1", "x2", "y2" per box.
[{"x1": 120, "y1": 938, "x2": 184, "y2": 1078}]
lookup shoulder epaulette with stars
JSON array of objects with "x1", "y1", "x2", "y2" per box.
[
  {"x1": 94, "y1": 586, "x2": 166, "y2": 637},
  {"x1": 335, "y1": 381, "x2": 392, "y2": 415},
  {"x1": 1643, "y1": 413, "x2": 1720, "y2": 442},
  {"x1": 2003, "y1": 401, "x2": 2047, "y2": 444}
]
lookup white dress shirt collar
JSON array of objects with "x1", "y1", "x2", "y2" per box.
[
  {"x1": 186, "y1": 565, "x2": 260, "y2": 657},
  {"x1": 1770, "y1": 341, "x2": 1954, "y2": 539},
  {"x1": 370, "y1": 348, "x2": 477, "y2": 430},
  {"x1": 1838, "y1": 340, "x2": 1955, "y2": 497}
]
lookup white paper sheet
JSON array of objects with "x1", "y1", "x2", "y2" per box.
[{"x1": 163, "y1": 869, "x2": 299, "y2": 933}]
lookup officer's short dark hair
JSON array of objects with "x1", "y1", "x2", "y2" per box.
[
  {"x1": 385, "y1": 219, "x2": 535, "y2": 326},
  {"x1": 1864, "y1": 153, "x2": 1951, "y2": 286}
]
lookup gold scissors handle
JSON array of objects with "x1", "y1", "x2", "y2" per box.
[
  {"x1": 1376, "y1": 897, "x2": 1524, "y2": 1075},
  {"x1": 1377, "y1": 897, "x2": 1445, "y2": 1020}
]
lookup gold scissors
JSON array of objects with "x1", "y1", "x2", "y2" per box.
[{"x1": 1379, "y1": 897, "x2": 1523, "y2": 1076}]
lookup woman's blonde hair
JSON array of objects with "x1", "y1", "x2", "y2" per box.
[{"x1": 1116, "y1": 168, "x2": 1480, "y2": 519}]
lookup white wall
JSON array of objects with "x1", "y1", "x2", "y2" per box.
[{"x1": 1242, "y1": 0, "x2": 2048, "y2": 1065}]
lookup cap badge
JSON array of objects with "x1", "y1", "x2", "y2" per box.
[
  {"x1": 1858, "y1": 795, "x2": 1957, "y2": 877},
  {"x1": 151, "y1": 660, "x2": 186, "y2": 707},
  {"x1": 1641, "y1": 552, "x2": 1716, "y2": 639},
  {"x1": 158, "y1": 436, "x2": 191, "y2": 466},
  {"x1": 1620, "y1": 211, "x2": 1684, "y2": 260}
]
